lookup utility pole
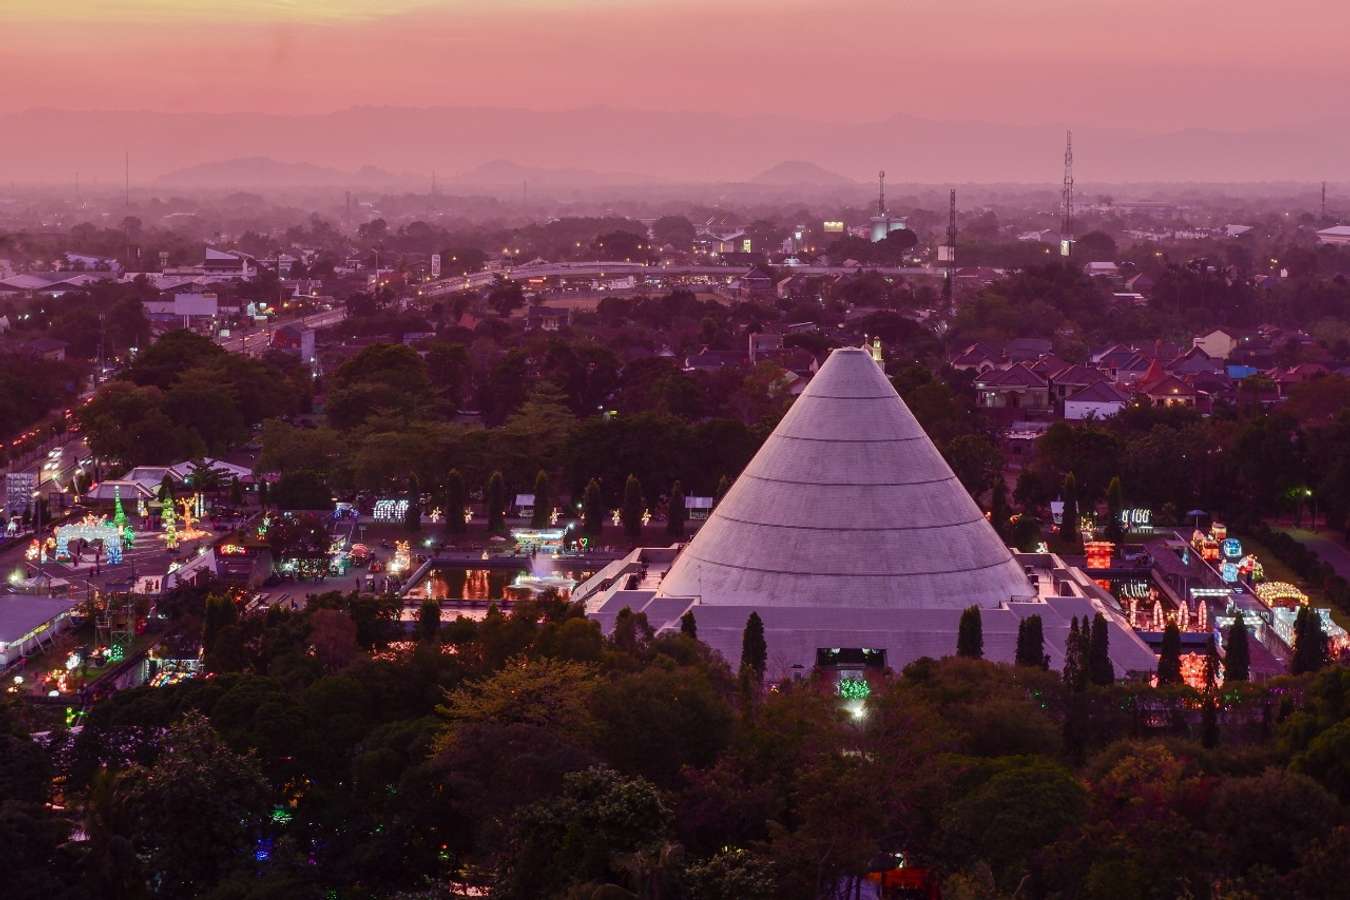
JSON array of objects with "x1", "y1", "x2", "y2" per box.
[
  {"x1": 1322, "y1": 181, "x2": 1328, "y2": 221},
  {"x1": 124, "y1": 151, "x2": 130, "y2": 208},
  {"x1": 1061, "y1": 131, "x2": 1074, "y2": 261}
]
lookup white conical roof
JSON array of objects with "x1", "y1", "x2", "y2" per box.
[{"x1": 659, "y1": 346, "x2": 1033, "y2": 610}]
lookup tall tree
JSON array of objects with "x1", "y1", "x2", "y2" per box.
[
  {"x1": 1063, "y1": 617, "x2": 1088, "y2": 692},
  {"x1": 741, "y1": 612, "x2": 767, "y2": 678},
  {"x1": 1015, "y1": 615, "x2": 1048, "y2": 668},
  {"x1": 957, "y1": 605, "x2": 984, "y2": 659},
  {"x1": 1060, "y1": 472, "x2": 1081, "y2": 547},
  {"x1": 680, "y1": 610, "x2": 697, "y2": 640},
  {"x1": 114, "y1": 712, "x2": 269, "y2": 897},
  {"x1": 486, "y1": 471, "x2": 506, "y2": 533},
  {"x1": 530, "y1": 470, "x2": 552, "y2": 528},
  {"x1": 582, "y1": 478, "x2": 605, "y2": 536},
  {"x1": 1224, "y1": 615, "x2": 1251, "y2": 682},
  {"x1": 417, "y1": 599, "x2": 441, "y2": 643},
  {"x1": 667, "y1": 480, "x2": 687, "y2": 538},
  {"x1": 1292, "y1": 606, "x2": 1329, "y2": 675},
  {"x1": 990, "y1": 477, "x2": 1011, "y2": 541},
  {"x1": 1088, "y1": 612, "x2": 1114, "y2": 685},
  {"x1": 405, "y1": 473, "x2": 421, "y2": 531},
  {"x1": 622, "y1": 474, "x2": 644, "y2": 539},
  {"x1": 445, "y1": 468, "x2": 466, "y2": 535},
  {"x1": 1105, "y1": 475, "x2": 1125, "y2": 544},
  {"x1": 714, "y1": 474, "x2": 731, "y2": 508},
  {"x1": 1157, "y1": 622, "x2": 1184, "y2": 686}
]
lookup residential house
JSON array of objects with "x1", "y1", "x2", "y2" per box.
[
  {"x1": 1005, "y1": 337, "x2": 1054, "y2": 362},
  {"x1": 748, "y1": 331, "x2": 784, "y2": 363},
  {"x1": 1136, "y1": 360, "x2": 1195, "y2": 408},
  {"x1": 1046, "y1": 364, "x2": 1107, "y2": 411},
  {"x1": 1064, "y1": 381, "x2": 1129, "y2": 421},
  {"x1": 950, "y1": 342, "x2": 1004, "y2": 373},
  {"x1": 525, "y1": 306, "x2": 573, "y2": 332},
  {"x1": 1168, "y1": 346, "x2": 1224, "y2": 377},
  {"x1": 1193, "y1": 328, "x2": 1240, "y2": 359},
  {"x1": 974, "y1": 364, "x2": 1052, "y2": 412}
]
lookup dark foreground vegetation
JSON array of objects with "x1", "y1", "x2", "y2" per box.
[{"x1": 6, "y1": 589, "x2": 1350, "y2": 899}]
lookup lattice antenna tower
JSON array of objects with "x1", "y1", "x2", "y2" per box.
[
  {"x1": 1061, "y1": 130, "x2": 1074, "y2": 258},
  {"x1": 878, "y1": 170, "x2": 886, "y2": 216}
]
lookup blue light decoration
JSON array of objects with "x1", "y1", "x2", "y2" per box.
[
  {"x1": 254, "y1": 838, "x2": 273, "y2": 863},
  {"x1": 1222, "y1": 538, "x2": 1243, "y2": 560},
  {"x1": 1220, "y1": 561, "x2": 1239, "y2": 583}
]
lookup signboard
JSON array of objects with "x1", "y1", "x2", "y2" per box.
[
  {"x1": 1120, "y1": 507, "x2": 1152, "y2": 533},
  {"x1": 1060, "y1": 239, "x2": 1073, "y2": 257},
  {"x1": 430, "y1": 253, "x2": 442, "y2": 279},
  {"x1": 822, "y1": 220, "x2": 845, "y2": 233},
  {"x1": 937, "y1": 245, "x2": 955, "y2": 262},
  {"x1": 5, "y1": 472, "x2": 36, "y2": 516}
]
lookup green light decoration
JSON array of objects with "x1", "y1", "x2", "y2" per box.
[
  {"x1": 108, "y1": 644, "x2": 125, "y2": 663},
  {"x1": 162, "y1": 501, "x2": 178, "y2": 550},
  {"x1": 837, "y1": 676, "x2": 871, "y2": 700},
  {"x1": 270, "y1": 805, "x2": 294, "y2": 825},
  {"x1": 113, "y1": 486, "x2": 135, "y2": 547}
]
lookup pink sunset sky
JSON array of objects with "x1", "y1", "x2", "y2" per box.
[{"x1": 4, "y1": 0, "x2": 1347, "y2": 131}]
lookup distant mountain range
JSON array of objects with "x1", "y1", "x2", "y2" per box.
[
  {"x1": 749, "y1": 160, "x2": 854, "y2": 186},
  {"x1": 2, "y1": 105, "x2": 1347, "y2": 185},
  {"x1": 157, "y1": 157, "x2": 405, "y2": 188}
]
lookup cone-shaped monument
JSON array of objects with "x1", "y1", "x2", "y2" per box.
[{"x1": 658, "y1": 346, "x2": 1034, "y2": 609}]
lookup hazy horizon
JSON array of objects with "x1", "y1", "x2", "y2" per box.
[{"x1": 3, "y1": 1, "x2": 1348, "y2": 185}]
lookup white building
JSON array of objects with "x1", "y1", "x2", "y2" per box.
[
  {"x1": 579, "y1": 347, "x2": 1157, "y2": 679},
  {"x1": 0, "y1": 596, "x2": 81, "y2": 666},
  {"x1": 1316, "y1": 225, "x2": 1350, "y2": 247},
  {"x1": 1064, "y1": 382, "x2": 1129, "y2": 420}
]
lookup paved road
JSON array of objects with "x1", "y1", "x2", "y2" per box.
[
  {"x1": 1273, "y1": 527, "x2": 1350, "y2": 580},
  {"x1": 215, "y1": 307, "x2": 347, "y2": 357}
]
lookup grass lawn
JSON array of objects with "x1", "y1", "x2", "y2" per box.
[{"x1": 1240, "y1": 535, "x2": 1350, "y2": 630}]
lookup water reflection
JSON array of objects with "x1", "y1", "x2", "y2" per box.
[{"x1": 403, "y1": 566, "x2": 591, "y2": 601}]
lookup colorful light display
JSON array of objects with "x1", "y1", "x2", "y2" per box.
[{"x1": 837, "y1": 676, "x2": 871, "y2": 700}]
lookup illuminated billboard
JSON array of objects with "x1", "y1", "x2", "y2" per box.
[{"x1": 823, "y1": 220, "x2": 845, "y2": 233}]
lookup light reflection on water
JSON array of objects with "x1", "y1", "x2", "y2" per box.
[{"x1": 402, "y1": 566, "x2": 591, "y2": 602}]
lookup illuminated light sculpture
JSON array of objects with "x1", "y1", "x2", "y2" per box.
[
  {"x1": 161, "y1": 499, "x2": 179, "y2": 550},
  {"x1": 1212, "y1": 522, "x2": 1228, "y2": 542},
  {"x1": 1178, "y1": 601, "x2": 1190, "y2": 630},
  {"x1": 1152, "y1": 602, "x2": 1164, "y2": 630},
  {"x1": 549, "y1": 507, "x2": 561, "y2": 526},
  {"x1": 389, "y1": 540, "x2": 411, "y2": 575},
  {"x1": 170, "y1": 495, "x2": 208, "y2": 543},
  {"x1": 463, "y1": 506, "x2": 473, "y2": 525},
  {"x1": 1084, "y1": 541, "x2": 1114, "y2": 570},
  {"x1": 837, "y1": 676, "x2": 871, "y2": 700},
  {"x1": 372, "y1": 499, "x2": 410, "y2": 523},
  {"x1": 428, "y1": 507, "x2": 443, "y2": 524},
  {"x1": 1254, "y1": 581, "x2": 1308, "y2": 607},
  {"x1": 1219, "y1": 561, "x2": 1239, "y2": 583},
  {"x1": 55, "y1": 516, "x2": 123, "y2": 565},
  {"x1": 26, "y1": 540, "x2": 41, "y2": 562},
  {"x1": 112, "y1": 486, "x2": 135, "y2": 548},
  {"x1": 611, "y1": 509, "x2": 621, "y2": 527},
  {"x1": 641, "y1": 509, "x2": 652, "y2": 527},
  {"x1": 1177, "y1": 651, "x2": 1218, "y2": 690},
  {"x1": 1222, "y1": 538, "x2": 1243, "y2": 560}
]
